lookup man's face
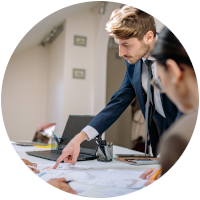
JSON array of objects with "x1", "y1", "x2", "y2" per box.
[{"x1": 114, "y1": 37, "x2": 150, "y2": 65}]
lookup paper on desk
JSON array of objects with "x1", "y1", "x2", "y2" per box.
[
  {"x1": 59, "y1": 171, "x2": 88, "y2": 181},
  {"x1": 36, "y1": 163, "x2": 92, "y2": 171},
  {"x1": 107, "y1": 169, "x2": 143, "y2": 176},
  {"x1": 69, "y1": 182, "x2": 94, "y2": 196},
  {"x1": 98, "y1": 187, "x2": 137, "y2": 197},
  {"x1": 59, "y1": 169, "x2": 144, "y2": 186},
  {"x1": 57, "y1": 169, "x2": 106, "y2": 182},
  {"x1": 57, "y1": 163, "x2": 92, "y2": 170},
  {"x1": 60, "y1": 170, "x2": 106, "y2": 182},
  {"x1": 37, "y1": 171, "x2": 64, "y2": 182},
  {"x1": 88, "y1": 169, "x2": 146, "y2": 189}
]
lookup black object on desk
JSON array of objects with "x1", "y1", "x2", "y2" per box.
[
  {"x1": 96, "y1": 137, "x2": 113, "y2": 162},
  {"x1": 65, "y1": 180, "x2": 74, "y2": 184}
]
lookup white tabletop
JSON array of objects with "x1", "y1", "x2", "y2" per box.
[{"x1": 16, "y1": 145, "x2": 160, "y2": 197}]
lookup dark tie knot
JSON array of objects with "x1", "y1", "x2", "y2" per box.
[{"x1": 144, "y1": 60, "x2": 155, "y2": 70}]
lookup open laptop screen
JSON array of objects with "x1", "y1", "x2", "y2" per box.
[{"x1": 59, "y1": 115, "x2": 97, "y2": 153}]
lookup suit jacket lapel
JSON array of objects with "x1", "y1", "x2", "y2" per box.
[{"x1": 126, "y1": 60, "x2": 146, "y2": 116}]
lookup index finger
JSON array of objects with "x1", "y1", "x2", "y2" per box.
[
  {"x1": 71, "y1": 149, "x2": 80, "y2": 165},
  {"x1": 53, "y1": 153, "x2": 68, "y2": 169}
]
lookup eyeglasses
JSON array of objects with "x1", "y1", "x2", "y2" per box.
[{"x1": 150, "y1": 77, "x2": 165, "y2": 93}]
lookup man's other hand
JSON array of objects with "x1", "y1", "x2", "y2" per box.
[
  {"x1": 140, "y1": 168, "x2": 161, "y2": 187},
  {"x1": 47, "y1": 178, "x2": 77, "y2": 194},
  {"x1": 139, "y1": 168, "x2": 158, "y2": 180},
  {"x1": 53, "y1": 131, "x2": 89, "y2": 169}
]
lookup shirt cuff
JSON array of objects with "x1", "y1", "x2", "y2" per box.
[{"x1": 82, "y1": 125, "x2": 99, "y2": 141}]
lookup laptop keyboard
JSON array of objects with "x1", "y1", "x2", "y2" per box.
[
  {"x1": 51, "y1": 150, "x2": 62, "y2": 154},
  {"x1": 50, "y1": 150, "x2": 91, "y2": 157}
]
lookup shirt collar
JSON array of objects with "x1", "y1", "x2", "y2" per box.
[{"x1": 142, "y1": 55, "x2": 155, "y2": 62}]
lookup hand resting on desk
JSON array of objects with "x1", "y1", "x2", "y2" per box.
[
  {"x1": 140, "y1": 168, "x2": 161, "y2": 186},
  {"x1": 53, "y1": 131, "x2": 89, "y2": 169},
  {"x1": 22, "y1": 159, "x2": 77, "y2": 194},
  {"x1": 22, "y1": 159, "x2": 39, "y2": 173},
  {"x1": 47, "y1": 178, "x2": 77, "y2": 194}
]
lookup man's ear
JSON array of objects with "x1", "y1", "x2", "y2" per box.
[
  {"x1": 165, "y1": 59, "x2": 182, "y2": 83},
  {"x1": 144, "y1": 31, "x2": 154, "y2": 44}
]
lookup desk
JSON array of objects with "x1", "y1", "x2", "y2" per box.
[{"x1": 16, "y1": 145, "x2": 160, "y2": 197}]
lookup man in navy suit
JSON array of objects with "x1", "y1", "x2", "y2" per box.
[{"x1": 54, "y1": 5, "x2": 180, "y2": 168}]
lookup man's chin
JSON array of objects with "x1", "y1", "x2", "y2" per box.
[{"x1": 127, "y1": 59, "x2": 138, "y2": 65}]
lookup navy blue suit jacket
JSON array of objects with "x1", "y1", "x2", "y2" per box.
[{"x1": 88, "y1": 59, "x2": 180, "y2": 156}]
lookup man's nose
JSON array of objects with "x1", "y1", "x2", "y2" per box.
[{"x1": 118, "y1": 46, "x2": 126, "y2": 57}]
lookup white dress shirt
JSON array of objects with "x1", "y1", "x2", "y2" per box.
[
  {"x1": 142, "y1": 56, "x2": 166, "y2": 118},
  {"x1": 82, "y1": 57, "x2": 166, "y2": 141}
]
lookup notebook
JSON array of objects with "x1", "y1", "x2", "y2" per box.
[
  {"x1": 15, "y1": 123, "x2": 56, "y2": 146},
  {"x1": 26, "y1": 115, "x2": 98, "y2": 161}
]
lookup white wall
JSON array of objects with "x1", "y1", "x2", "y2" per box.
[
  {"x1": 46, "y1": 24, "x2": 65, "y2": 135},
  {"x1": 154, "y1": 18, "x2": 164, "y2": 33},
  {"x1": 61, "y1": 9, "x2": 96, "y2": 131},
  {"x1": 2, "y1": 45, "x2": 49, "y2": 141},
  {"x1": 47, "y1": 7, "x2": 102, "y2": 133}
]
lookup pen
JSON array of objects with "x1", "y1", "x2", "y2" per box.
[
  {"x1": 52, "y1": 131, "x2": 59, "y2": 144},
  {"x1": 151, "y1": 167, "x2": 162, "y2": 180},
  {"x1": 55, "y1": 135, "x2": 59, "y2": 143},
  {"x1": 65, "y1": 180, "x2": 74, "y2": 184},
  {"x1": 58, "y1": 133, "x2": 60, "y2": 140}
]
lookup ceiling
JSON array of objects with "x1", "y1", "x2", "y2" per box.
[{"x1": 14, "y1": 1, "x2": 100, "y2": 54}]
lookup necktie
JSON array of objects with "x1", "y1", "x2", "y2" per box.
[{"x1": 144, "y1": 60, "x2": 155, "y2": 155}]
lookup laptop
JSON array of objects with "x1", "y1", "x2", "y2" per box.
[
  {"x1": 15, "y1": 123, "x2": 56, "y2": 146},
  {"x1": 26, "y1": 115, "x2": 98, "y2": 161}
]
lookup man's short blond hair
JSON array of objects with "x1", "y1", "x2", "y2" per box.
[{"x1": 105, "y1": 5, "x2": 156, "y2": 40}]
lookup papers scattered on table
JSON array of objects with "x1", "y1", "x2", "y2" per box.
[
  {"x1": 60, "y1": 170, "x2": 105, "y2": 182},
  {"x1": 69, "y1": 182, "x2": 94, "y2": 196},
  {"x1": 31, "y1": 160, "x2": 146, "y2": 196},
  {"x1": 36, "y1": 162, "x2": 92, "y2": 172},
  {"x1": 88, "y1": 169, "x2": 146, "y2": 189},
  {"x1": 37, "y1": 171, "x2": 64, "y2": 182},
  {"x1": 57, "y1": 163, "x2": 92, "y2": 170},
  {"x1": 98, "y1": 187, "x2": 137, "y2": 197},
  {"x1": 35, "y1": 161, "x2": 93, "y2": 182}
]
